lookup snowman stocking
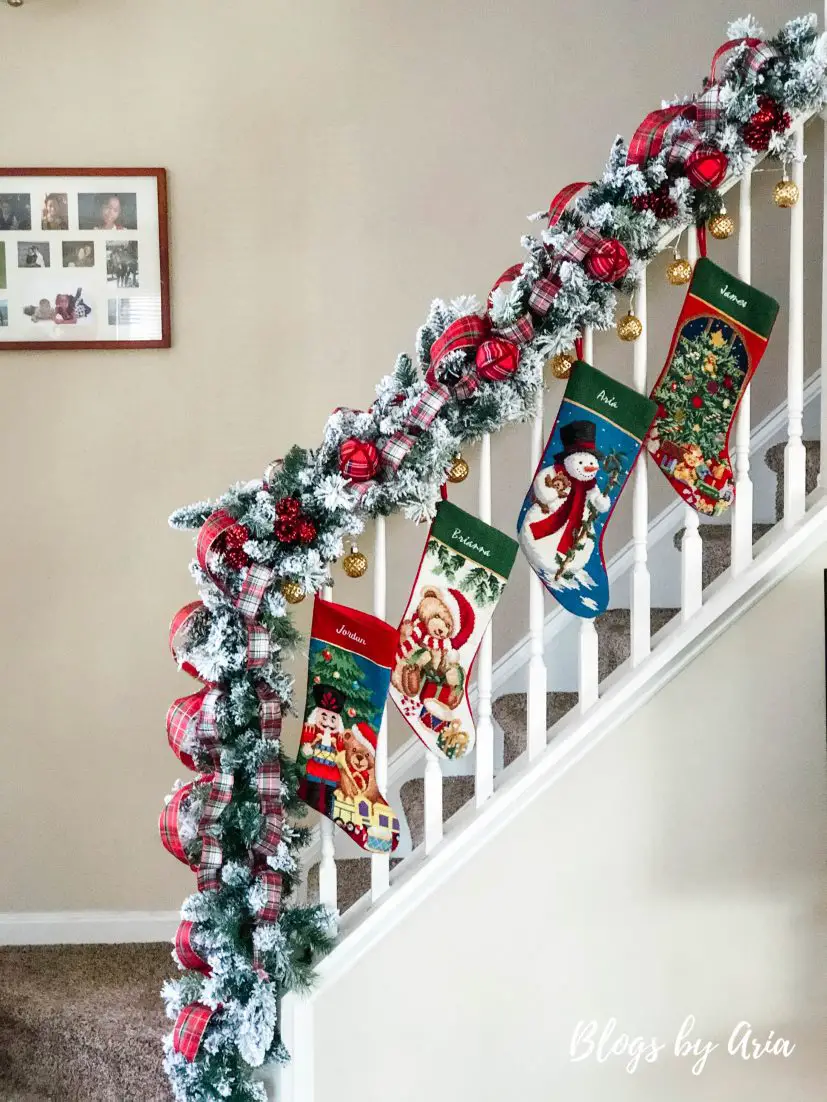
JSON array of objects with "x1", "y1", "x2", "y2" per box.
[
  {"x1": 389, "y1": 500, "x2": 518, "y2": 761},
  {"x1": 297, "y1": 597, "x2": 402, "y2": 854},
  {"x1": 648, "y1": 257, "x2": 779, "y2": 516},
  {"x1": 517, "y1": 360, "x2": 657, "y2": 618}
]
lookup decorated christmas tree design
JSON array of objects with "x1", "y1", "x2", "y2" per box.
[{"x1": 649, "y1": 319, "x2": 748, "y2": 514}]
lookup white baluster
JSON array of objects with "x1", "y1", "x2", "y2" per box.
[
  {"x1": 732, "y1": 168, "x2": 754, "y2": 573},
  {"x1": 423, "y1": 751, "x2": 443, "y2": 854},
  {"x1": 582, "y1": 325, "x2": 594, "y2": 363},
  {"x1": 475, "y1": 434, "x2": 494, "y2": 807},
  {"x1": 371, "y1": 516, "x2": 390, "y2": 902},
  {"x1": 317, "y1": 584, "x2": 338, "y2": 914},
  {"x1": 630, "y1": 274, "x2": 650, "y2": 665},
  {"x1": 679, "y1": 229, "x2": 704, "y2": 618},
  {"x1": 784, "y1": 126, "x2": 806, "y2": 525},
  {"x1": 577, "y1": 620, "x2": 599, "y2": 712},
  {"x1": 821, "y1": 102, "x2": 827, "y2": 487},
  {"x1": 526, "y1": 382, "x2": 547, "y2": 759}
]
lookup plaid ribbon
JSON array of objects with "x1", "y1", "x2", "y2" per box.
[
  {"x1": 197, "y1": 509, "x2": 275, "y2": 645},
  {"x1": 168, "y1": 601, "x2": 205, "y2": 680},
  {"x1": 159, "y1": 772, "x2": 233, "y2": 883},
  {"x1": 159, "y1": 783, "x2": 195, "y2": 866},
  {"x1": 628, "y1": 37, "x2": 779, "y2": 168},
  {"x1": 257, "y1": 683, "x2": 282, "y2": 740},
  {"x1": 175, "y1": 920, "x2": 211, "y2": 975},
  {"x1": 254, "y1": 869, "x2": 283, "y2": 924},
  {"x1": 528, "y1": 274, "x2": 562, "y2": 317},
  {"x1": 166, "y1": 689, "x2": 207, "y2": 771},
  {"x1": 173, "y1": 1003, "x2": 215, "y2": 1062},
  {"x1": 529, "y1": 183, "x2": 610, "y2": 315},
  {"x1": 547, "y1": 181, "x2": 589, "y2": 225}
]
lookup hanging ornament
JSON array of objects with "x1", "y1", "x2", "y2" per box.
[
  {"x1": 222, "y1": 524, "x2": 250, "y2": 570},
  {"x1": 297, "y1": 518, "x2": 317, "y2": 544},
  {"x1": 322, "y1": 649, "x2": 332, "y2": 661},
  {"x1": 275, "y1": 517, "x2": 299, "y2": 544},
  {"x1": 549, "y1": 350, "x2": 575, "y2": 379},
  {"x1": 281, "y1": 580, "x2": 305, "y2": 604},
  {"x1": 584, "y1": 238, "x2": 630, "y2": 283},
  {"x1": 342, "y1": 544, "x2": 368, "y2": 578},
  {"x1": 617, "y1": 312, "x2": 643, "y2": 342},
  {"x1": 447, "y1": 453, "x2": 470, "y2": 483},
  {"x1": 707, "y1": 211, "x2": 734, "y2": 240},
  {"x1": 666, "y1": 254, "x2": 692, "y2": 286},
  {"x1": 773, "y1": 177, "x2": 800, "y2": 209}
]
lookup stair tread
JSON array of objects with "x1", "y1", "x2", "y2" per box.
[
  {"x1": 306, "y1": 855, "x2": 404, "y2": 913},
  {"x1": 400, "y1": 774, "x2": 475, "y2": 851},
  {"x1": 763, "y1": 439, "x2": 819, "y2": 520},
  {"x1": 0, "y1": 944, "x2": 170, "y2": 1101},
  {"x1": 493, "y1": 691, "x2": 578, "y2": 766}
]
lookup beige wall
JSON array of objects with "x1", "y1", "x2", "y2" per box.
[
  {"x1": 316, "y1": 545, "x2": 827, "y2": 1102},
  {"x1": 0, "y1": 0, "x2": 818, "y2": 911}
]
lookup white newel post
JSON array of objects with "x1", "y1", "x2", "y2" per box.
[
  {"x1": 475, "y1": 433, "x2": 495, "y2": 806},
  {"x1": 680, "y1": 228, "x2": 703, "y2": 619},
  {"x1": 630, "y1": 274, "x2": 651, "y2": 665},
  {"x1": 578, "y1": 326, "x2": 600, "y2": 709},
  {"x1": 274, "y1": 991, "x2": 314, "y2": 1102},
  {"x1": 526, "y1": 378, "x2": 547, "y2": 759},
  {"x1": 784, "y1": 125, "x2": 806, "y2": 525},
  {"x1": 731, "y1": 168, "x2": 754, "y2": 573},
  {"x1": 317, "y1": 585, "x2": 338, "y2": 913},
  {"x1": 371, "y1": 516, "x2": 390, "y2": 901}
]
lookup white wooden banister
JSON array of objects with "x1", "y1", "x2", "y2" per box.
[
  {"x1": 784, "y1": 125, "x2": 807, "y2": 525},
  {"x1": 526, "y1": 380, "x2": 547, "y2": 759},
  {"x1": 732, "y1": 168, "x2": 754, "y2": 574},
  {"x1": 423, "y1": 751, "x2": 443, "y2": 853},
  {"x1": 371, "y1": 516, "x2": 390, "y2": 901},
  {"x1": 475, "y1": 434, "x2": 495, "y2": 806},
  {"x1": 630, "y1": 273, "x2": 651, "y2": 665}
]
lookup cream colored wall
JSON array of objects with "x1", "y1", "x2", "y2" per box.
[
  {"x1": 315, "y1": 546, "x2": 827, "y2": 1102},
  {"x1": 0, "y1": 0, "x2": 818, "y2": 911}
]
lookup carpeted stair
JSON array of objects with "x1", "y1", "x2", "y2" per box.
[
  {"x1": 1, "y1": 440, "x2": 819, "y2": 1100},
  {"x1": 0, "y1": 944, "x2": 171, "y2": 1101}
]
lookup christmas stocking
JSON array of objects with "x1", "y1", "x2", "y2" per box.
[
  {"x1": 647, "y1": 256, "x2": 779, "y2": 516},
  {"x1": 297, "y1": 597, "x2": 402, "y2": 854},
  {"x1": 389, "y1": 500, "x2": 518, "y2": 761},
  {"x1": 517, "y1": 359, "x2": 658, "y2": 618}
]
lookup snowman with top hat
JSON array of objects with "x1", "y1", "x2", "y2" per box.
[{"x1": 520, "y1": 419, "x2": 611, "y2": 588}]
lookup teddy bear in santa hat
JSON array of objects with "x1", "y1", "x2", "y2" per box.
[{"x1": 391, "y1": 584, "x2": 475, "y2": 709}]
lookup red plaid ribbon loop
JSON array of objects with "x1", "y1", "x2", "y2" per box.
[
  {"x1": 627, "y1": 104, "x2": 696, "y2": 167},
  {"x1": 175, "y1": 920, "x2": 211, "y2": 975},
  {"x1": 254, "y1": 869, "x2": 283, "y2": 923},
  {"x1": 256, "y1": 684, "x2": 282, "y2": 740},
  {"x1": 547, "y1": 181, "x2": 589, "y2": 226},
  {"x1": 169, "y1": 601, "x2": 206, "y2": 681},
  {"x1": 710, "y1": 37, "x2": 777, "y2": 83},
  {"x1": 173, "y1": 1002, "x2": 215, "y2": 1062},
  {"x1": 159, "y1": 782, "x2": 196, "y2": 867}
]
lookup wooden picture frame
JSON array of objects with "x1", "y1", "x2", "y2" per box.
[{"x1": 0, "y1": 167, "x2": 170, "y2": 350}]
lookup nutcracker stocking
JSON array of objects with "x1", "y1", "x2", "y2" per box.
[
  {"x1": 389, "y1": 500, "x2": 518, "y2": 761},
  {"x1": 297, "y1": 597, "x2": 401, "y2": 854},
  {"x1": 647, "y1": 256, "x2": 779, "y2": 516},
  {"x1": 517, "y1": 360, "x2": 658, "y2": 618}
]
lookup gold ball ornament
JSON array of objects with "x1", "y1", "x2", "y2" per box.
[
  {"x1": 708, "y1": 212, "x2": 735, "y2": 240},
  {"x1": 773, "y1": 178, "x2": 800, "y2": 208},
  {"x1": 549, "y1": 351, "x2": 575, "y2": 379},
  {"x1": 342, "y1": 545, "x2": 368, "y2": 578},
  {"x1": 666, "y1": 257, "x2": 693, "y2": 286},
  {"x1": 617, "y1": 312, "x2": 643, "y2": 342},
  {"x1": 447, "y1": 454, "x2": 469, "y2": 484},
  {"x1": 280, "y1": 580, "x2": 305, "y2": 604}
]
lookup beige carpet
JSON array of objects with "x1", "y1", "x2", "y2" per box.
[{"x1": 0, "y1": 944, "x2": 171, "y2": 1101}]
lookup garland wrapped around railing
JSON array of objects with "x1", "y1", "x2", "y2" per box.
[{"x1": 160, "y1": 14, "x2": 827, "y2": 1101}]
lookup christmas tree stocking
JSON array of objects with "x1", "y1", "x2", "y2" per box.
[
  {"x1": 297, "y1": 597, "x2": 402, "y2": 854},
  {"x1": 647, "y1": 256, "x2": 779, "y2": 516},
  {"x1": 389, "y1": 500, "x2": 518, "y2": 761},
  {"x1": 517, "y1": 360, "x2": 658, "y2": 618}
]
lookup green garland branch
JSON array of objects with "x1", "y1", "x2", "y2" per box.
[{"x1": 161, "y1": 15, "x2": 827, "y2": 1102}]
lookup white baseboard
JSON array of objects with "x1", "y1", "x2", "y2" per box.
[{"x1": 0, "y1": 910, "x2": 179, "y2": 946}]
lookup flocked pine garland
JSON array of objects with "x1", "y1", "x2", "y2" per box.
[{"x1": 161, "y1": 15, "x2": 827, "y2": 1101}]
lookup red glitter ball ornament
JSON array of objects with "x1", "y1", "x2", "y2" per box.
[
  {"x1": 275, "y1": 517, "x2": 298, "y2": 543},
  {"x1": 724, "y1": 375, "x2": 734, "y2": 390},
  {"x1": 322, "y1": 650, "x2": 332, "y2": 662},
  {"x1": 685, "y1": 147, "x2": 728, "y2": 190},
  {"x1": 743, "y1": 121, "x2": 771, "y2": 151},
  {"x1": 276, "y1": 497, "x2": 301, "y2": 520},
  {"x1": 585, "y1": 238, "x2": 630, "y2": 283},
  {"x1": 691, "y1": 395, "x2": 704, "y2": 410},
  {"x1": 298, "y1": 518, "x2": 317, "y2": 544}
]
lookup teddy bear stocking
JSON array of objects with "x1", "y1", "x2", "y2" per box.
[
  {"x1": 517, "y1": 359, "x2": 658, "y2": 618},
  {"x1": 297, "y1": 597, "x2": 402, "y2": 854},
  {"x1": 648, "y1": 257, "x2": 779, "y2": 516},
  {"x1": 389, "y1": 500, "x2": 518, "y2": 760}
]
